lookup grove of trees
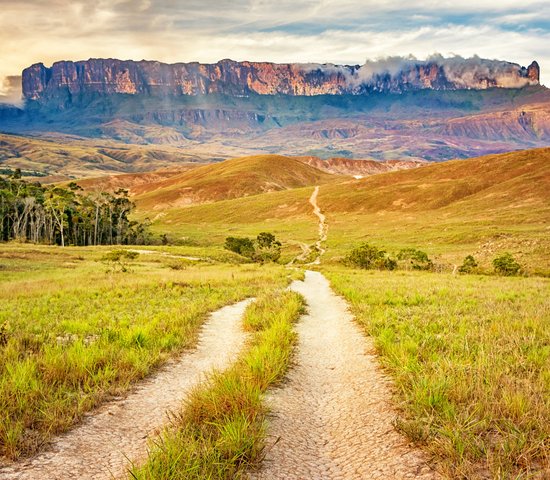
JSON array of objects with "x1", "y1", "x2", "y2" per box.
[{"x1": 0, "y1": 172, "x2": 150, "y2": 246}]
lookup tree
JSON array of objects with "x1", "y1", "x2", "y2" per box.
[
  {"x1": 397, "y1": 248, "x2": 433, "y2": 271},
  {"x1": 493, "y1": 253, "x2": 522, "y2": 276},
  {"x1": 345, "y1": 243, "x2": 396, "y2": 270},
  {"x1": 458, "y1": 255, "x2": 478, "y2": 274},
  {"x1": 255, "y1": 231, "x2": 282, "y2": 263},
  {"x1": 0, "y1": 177, "x2": 150, "y2": 246}
]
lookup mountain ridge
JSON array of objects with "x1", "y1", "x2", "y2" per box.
[{"x1": 22, "y1": 57, "x2": 540, "y2": 105}]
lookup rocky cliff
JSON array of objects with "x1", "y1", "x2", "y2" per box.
[{"x1": 22, "y1": 57, "x2": 540, "y2": 103}]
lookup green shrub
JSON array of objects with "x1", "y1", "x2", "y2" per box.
[
  {"x1": 397, "y1": 248, "x2": 433, "y2": 271},
  {"x1": 345, "y1": 243, "x2": 397, "y2": 270},
  {"x1": 224, "y1": 237, "x2": 256, "y2": 259},
  {"x1": 255, "y1": 232, "x2": 282, "y2": 263},
  {"x1": 224, "y1": 233, "x2": 282, "y2": 263},
  {"x1": 493, "y1": 252, "x2": 522, "y2": 276},
  {"x1": 101, "y1": 249, "x2": 139, "y2": 272},
  {"x1": 458, "y1": 255, "x2": 478, "y2": 274}
]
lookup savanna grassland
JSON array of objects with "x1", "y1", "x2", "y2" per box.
[
  {"x1": 325, "y1": 268, "x2": 550, "y2": 478},
  {"x1": 134, "y1": 150, "x2": 550, "y2": 273},
  {"x1": 1, "y1": 146, "x2": 549, "y2": 479},
  {"x1": 0, "y1": 244, "x2": 296, "y2": 459}
]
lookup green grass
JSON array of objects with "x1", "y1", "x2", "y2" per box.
[
  {"x1": 138, "y1": 148, "x2": 550, "y2": 273},
  {"x1": 0, "y1": 244, "x2": 294, "y2": 459},
  {"x1": 324, "y1": 267, "x2": 550, "y2": 478},
  {"x1": 130, "y1": 289, "x2": 305, "y2": 479}
]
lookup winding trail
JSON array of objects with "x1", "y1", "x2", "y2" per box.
[
  {"x1": 288, "y1": 186, "x2": 328, "y2": 266},
  {"x1": 250, "y1": 271, "x2": 439, "y2": 480},
  {"x1": 308, "y1": 186, "x2": 328, "y2": 264},
  {"x1": 0, "y1": 299, "x2": 252, "y2": 480}
]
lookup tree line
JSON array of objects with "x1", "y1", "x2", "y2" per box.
[{"x1": 0, "y1": 171, "x2": 150, "y2": 246}]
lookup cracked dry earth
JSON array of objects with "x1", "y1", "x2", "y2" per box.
[
  {"x1": 249, "y1": 271, "x2": 439, "y2": 480},
  {"x1": 0, "y1": 299, "x2": 252, "y2": 480}
]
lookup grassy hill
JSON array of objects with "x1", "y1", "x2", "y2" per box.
[
  {"x1": 134, "y1": 154, "x2": 340, "y2": 210},
  {"x1": 139, "y1": 148, "x2": 550, "y2": 272},
  {"x1": 0, "y1": 132, "x2": 213, "y2": 181}
]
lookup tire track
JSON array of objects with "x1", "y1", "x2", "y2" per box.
[
  {"x1": 0, "y1": 299, "x2": 252, "y2": 480},
  {"x1": 250, "y1": 271, "x2": 439, "y2": 479}
]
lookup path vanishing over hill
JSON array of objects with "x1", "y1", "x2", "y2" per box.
[
  {"x1": 0, "y1": 300, "x2": 252, "y2": 480},
  {"x1": 250, "y1": 271, "x2": 439, "y2": 479},
  {"x1": 308, "y1": 186, "x2": 328, "y2": 264}
]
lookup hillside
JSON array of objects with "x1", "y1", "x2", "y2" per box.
[
  {"x1": 71, "y1": 166, "x2": 201, "y2": 195},
  {"x1": 318, "y1": 147, "x2": 550, "y2": 213},
  {"x1": 142, "y1": 148, "x2": 550, "y2": 271},
  {"x1": 0, "y1": 133, "x2": 216, "y2": 181},
  {"x1": 134, "y1": 155, "x2": 339, "y2": 209}
]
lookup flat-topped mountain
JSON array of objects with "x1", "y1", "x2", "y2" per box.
[
  {"x1": 23, "y1": 57, "x2": 539, "y2": 104},
  {"x1": 1, "y1": 56, "x2": 548, "y2": 169}
]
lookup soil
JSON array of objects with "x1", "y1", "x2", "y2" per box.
[{"x1": 249, "y1": 271, "x2": 440, "y2": 480}]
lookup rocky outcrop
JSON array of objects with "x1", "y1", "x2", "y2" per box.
[{"x1": 22, "y1": 57, "x2": 540, "y2": 103}]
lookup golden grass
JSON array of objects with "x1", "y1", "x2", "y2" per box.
[
  {"x1": 134, "y1": 154, "x2": 339, "y2": 209},
  {"x1": 0, "y1": 244, "x2": 293, "y2": 458},
  {"x1": 138, "y1": 148, "x2": 550, "y2": 272},
  {"x1": 325, "y1": 267, "x2": 550, "y2": 478}
]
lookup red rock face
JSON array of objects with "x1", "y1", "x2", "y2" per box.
[
  {"x1": 22, "y1": 58, "x2": 540, "y2": 102},
  {"x1": 528, "y1": 61, "x2": 540, "y2": 83}
]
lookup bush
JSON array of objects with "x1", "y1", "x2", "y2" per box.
[
  {"x1": 224, "y1": 232, "x2": 282, "y2": 263},
  {"x1": 224, "y1": 237, "x2": 256, "y2": 259},
  {"x1": 345, "y1": 243, "x2": 397, "y2": 270},
  {"x1": 493, "y1": 252, "x2": 522, "y2": 276},
  {"x1": 101, "y1": 249, "x2": 139, "y2": 272},
  {"x1": 397, "y1": 248, "x2": 433, "y2": 271},
  {"x1": 255, "y1": 232, "x2": 282, "y2": 263},
  {"x1": 458, "y1": 255, "x2": 478, "y2": 274}
]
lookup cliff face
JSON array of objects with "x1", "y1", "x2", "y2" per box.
[{"x1": 22, "y1": 57, "x2": 540, "y2": 103}]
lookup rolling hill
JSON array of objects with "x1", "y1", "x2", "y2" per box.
[
  {"x1": 0, "y1": 133, "x2": 215, "y2": 181},
  {"x1": 138, "y1": 148, "x2": 550, "y2": 272},
  {"x1": 133, "y1": 155, "x2": 339, "y2": 209}
]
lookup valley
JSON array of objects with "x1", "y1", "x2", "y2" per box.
[{"x1": 1, "y1": 55, "x2": 549, "y2": 480}]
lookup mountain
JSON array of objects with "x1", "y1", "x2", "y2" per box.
[
  {"x1": 1, "y1": 56, "x2": 549, "y2": 170},
  {"x1": 22, "y1": 57, "x2": 539, "y2": 104}
]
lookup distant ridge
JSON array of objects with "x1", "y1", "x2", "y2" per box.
[{"x1": 23, "y1": 56, "x2": 539, "y2": 103}]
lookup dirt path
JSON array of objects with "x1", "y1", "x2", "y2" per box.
[
  {"x1": 0, "y1": 299, "x2": 252, "y2": 480},
  {"x1": 288, "y1": 186, "x2": 328, "y2": 266},
  {"x1": 250, "y1": 271, "x2": 439, "y2": 479},
  {"x1": 308, "y1": 186, "x2": 328, "y2": 264}
]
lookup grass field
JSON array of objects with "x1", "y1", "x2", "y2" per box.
[
  {"x1": 139, "y1": 149, "x2": 550, "y2": 273},
  {"x1": 0, "y1": 244, "x2": 295, "y2": 459},
  {"x1": 324, "y1": 267, "x2": 550, "y2": 478},
  {"x1": 130, "y1": 289, "x2": 304, "y2": 479}
]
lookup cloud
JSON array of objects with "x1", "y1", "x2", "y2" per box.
[
  {"x1": 0, "y1": 76, "x2": 23, "y2": 106},
  {"x1": 0, "y1": 0, "x2": 549, "y2": 92}
]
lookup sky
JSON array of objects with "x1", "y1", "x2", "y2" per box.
[{"x1": 1, "y1": 0, "x2": 549, "y2": 102}]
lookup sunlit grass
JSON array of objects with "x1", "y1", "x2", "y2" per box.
[
  {"x1": 325, "y1": 267, "x2": 550, "y2": 478},
  {"x1": 130, "y1": 289, "x2": 305, "y2": 479},
  {"x1": 0, "y1": 244, "x2": 293, "y2": 458}
]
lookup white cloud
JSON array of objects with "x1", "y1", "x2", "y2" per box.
[{"x1": 0, "y1": 0, "x2": 549, "y2": 97}]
